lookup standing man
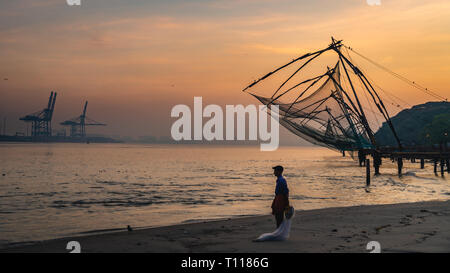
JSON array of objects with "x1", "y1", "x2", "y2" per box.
[{"x1": 271, "y1": 165, "x2": 289, "y2": 228}]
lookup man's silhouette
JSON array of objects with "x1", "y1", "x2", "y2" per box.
[{"x1": 271, "y1": 165, "x2": 289, "y2": 228}]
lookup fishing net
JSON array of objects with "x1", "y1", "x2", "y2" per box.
[
  {"x1": 241, "y1": 38, "x2": 444, "y2": 152},
  {"x1": 251, "y1": 62, "x2": 373, "y2": 152},
  {"x1": 254, "y1": 206, "x2": 295, "y2": 242}
]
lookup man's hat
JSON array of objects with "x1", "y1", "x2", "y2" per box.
[{"x1": 272, "y1": 165, "x2": 284, "y2": 172}]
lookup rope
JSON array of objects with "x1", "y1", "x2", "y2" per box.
[
  {"x1": 343, "y1": 45, "x2": 447, "y2": 101},
  {"x1": 344, "y1": 47, "x2": 410, "y2": 109},
  {"x1": 343, "y1": 48, "x2": 382, "y2": 128}
]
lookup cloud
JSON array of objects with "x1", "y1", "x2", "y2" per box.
[{"x1": 1, "y1": 0, "x2": 450, "y2": 137}]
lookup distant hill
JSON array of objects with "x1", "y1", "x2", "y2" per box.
[{"x1": 374, "y1": 101, "x2": 450, "y2": 147}]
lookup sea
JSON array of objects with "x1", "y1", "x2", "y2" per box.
[{"x1": 0, "y1": 143, "x2": 449, "y2": 247}]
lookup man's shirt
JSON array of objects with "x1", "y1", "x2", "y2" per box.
[{"x1": 275, "y1": 175, "x2": 289, "y2": 195}]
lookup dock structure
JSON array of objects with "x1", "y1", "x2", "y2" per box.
[
  {"x1": 359, "y1": 147, "x2": 450, "y2": 178},
  {"x1": 15, "y1": 93, "x2": 112, "y2": 143}
]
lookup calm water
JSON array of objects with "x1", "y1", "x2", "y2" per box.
[{"x1": 0, "y1": 143, "x2": 449, "y2": 247}]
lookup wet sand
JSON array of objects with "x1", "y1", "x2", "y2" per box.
[{"x1": 2, "y1": 200, "x2": 450, "y2": 253}]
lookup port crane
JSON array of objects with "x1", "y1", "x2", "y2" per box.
[
  {"x1": 20, "y1": 91, "x2": 57, "y2": 137},
  {"x1": 60, "y1": 101, "x2": 106, "y2": 138}
]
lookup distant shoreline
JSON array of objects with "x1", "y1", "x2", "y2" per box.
[
  {"x1": 0, "y1": 140, "x2": 319, "y2": 148},
  {"x1": 0, "y1": 135, "x2": 121, "y2": 143},
  {"x1": 2, "y1": 200, "x2": 449, "y2": 253}
]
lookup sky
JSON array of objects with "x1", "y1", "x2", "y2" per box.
[{"x1": 0, "y1": 0, "x2": 449, "y2": 143}]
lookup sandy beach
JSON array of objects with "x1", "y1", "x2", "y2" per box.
[{"x1": 2, "y1": 200, "x2": 449, "y2": 253}]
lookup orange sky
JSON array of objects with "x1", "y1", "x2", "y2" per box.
[{"x1": 0, "y1": 0, "x2": 449, "y2": 140}]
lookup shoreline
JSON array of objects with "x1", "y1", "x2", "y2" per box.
[{"x1": 2, "y1": 199, "x2": 450, "y2": 253}]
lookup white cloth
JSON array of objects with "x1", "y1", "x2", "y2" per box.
[{"x1": 254, "y1": 207, "x2": 294, "y2": 242}]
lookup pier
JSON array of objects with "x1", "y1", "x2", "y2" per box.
[{"x1": 358, "y1": 146, "x2": 450, "y2": 180}]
